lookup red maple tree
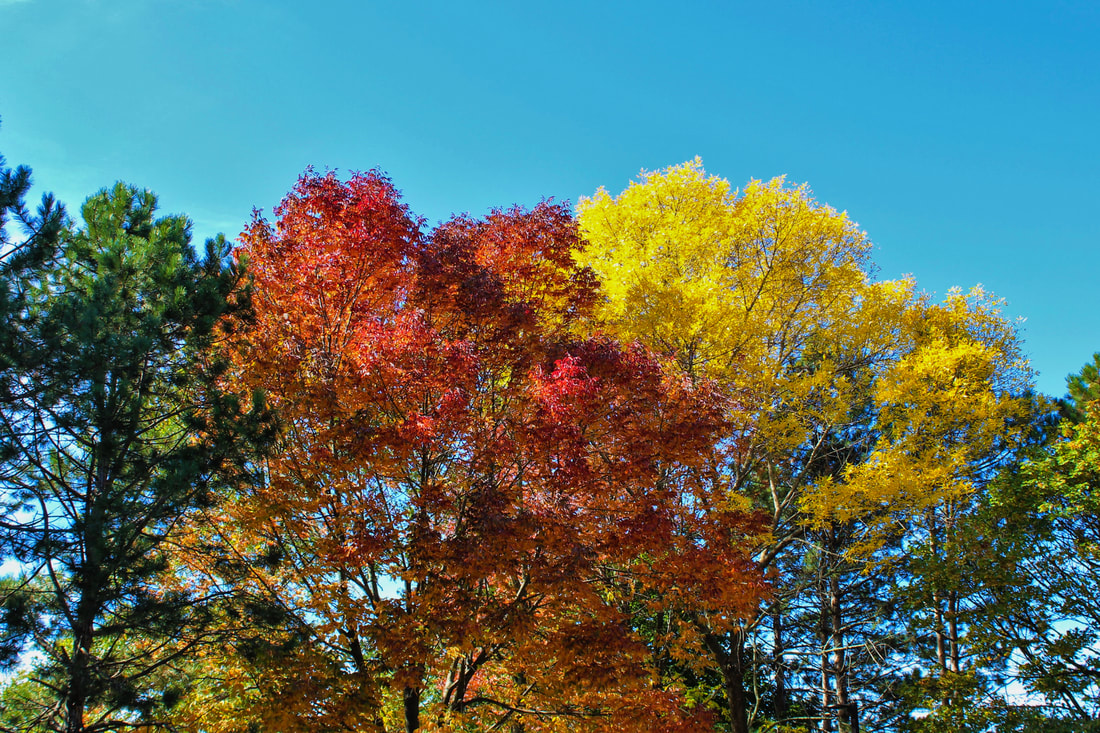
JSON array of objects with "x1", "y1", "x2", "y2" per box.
[{"x1": 182, "y1": 170, "x2": 758, "y2": 732}]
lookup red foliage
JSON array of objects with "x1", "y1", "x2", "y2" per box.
[{"x1": 215, "y1": 171, "x2": 763, "y2": 731}]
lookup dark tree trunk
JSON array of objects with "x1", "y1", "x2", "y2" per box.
[
  {"x1": 772, "y1": 603, "x2": 788, "y2": 722},
  {"x1": 700, "y1": 624, "x2": 751, "y2": 733},
  {"x1": 68, "y1": 465, "x2": 108, "y2": 733},
  {"x1": 829, "y1": 571, "x2": 854, "y2": 733},
  {"x1": 65, "y1": 629, "x2": 89, "y2": 733},
  {"x1": 403, "y1": 685, "x2": 420, "y2": 733},
  {"x1": 722, "y1": 658, "x2": 750, "y2": 733},
  {"x1": 67, "y1": 572, "x2": 100, "y2": 733}
]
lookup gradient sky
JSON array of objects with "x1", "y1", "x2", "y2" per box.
[{"x1": 1, "y1": 0, "x2": 1097, "y2": 396}]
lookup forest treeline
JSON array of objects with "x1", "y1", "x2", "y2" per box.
[{"x1": 1, "y1": 141, "x2": 1098, "y2": 733}]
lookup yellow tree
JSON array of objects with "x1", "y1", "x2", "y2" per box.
[
  {"x1": 576, "y1": 159, "x2": 1035, "y2": 732},
  {"x1": 802, "y1": 287, "x2": 1036, "y2": 725}
]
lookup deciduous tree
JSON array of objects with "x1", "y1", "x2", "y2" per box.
[
  {"x1": 953, "y1": 354, "x2": 1100, "y2": 726},
  {"x1": 180, "y1": 170, "x2": 730, "y2": 732},
  {"x1": 576, "y1": 159, "x2": 1035, "y2": 733}
]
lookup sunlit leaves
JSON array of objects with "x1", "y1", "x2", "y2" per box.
[
  {"x1": 177, "y1": 170, "x2": 729, "y2": 732},
  {"x1": 804, "y1": 287, "x2": 1035, "y2": 552},
  {"x1": 575, "y1": 158, "x2": 1039, "y2": 731}
]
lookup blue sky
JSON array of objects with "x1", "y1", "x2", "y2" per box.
[{"x1": 1, "y1": 0, "x2": 1097, "y2": 396}]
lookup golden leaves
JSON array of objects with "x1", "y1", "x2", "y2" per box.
[{"x1": 578, "y1": 159, "x2": 1036, "y2": 578}]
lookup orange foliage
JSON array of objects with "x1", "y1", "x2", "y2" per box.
[{"x1": 177, "y1": 170, "x2": 761, "y2": 731}]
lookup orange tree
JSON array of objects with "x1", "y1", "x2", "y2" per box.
[{"x1": 172, "y1": 170, "x2": 752, "y2": 732}]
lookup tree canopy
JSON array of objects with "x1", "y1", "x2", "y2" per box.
[{"x1": 0, "y1": 150, "x2": 1092, "y2": 733}]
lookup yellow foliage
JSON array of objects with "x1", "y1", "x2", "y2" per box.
[
  {"x1": 578, "y1": 159, "x2": 1034, "y2": 562},
  {"x1": 802, "y1": 287, "x2": 1034, "y2": 555},
  {"x1": 578, "y1": 158, "x2": 870, "y2": 392}
]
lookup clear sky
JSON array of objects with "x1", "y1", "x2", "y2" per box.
[{"x1": 2, "y1": 0, "x2": 1097, "y2": 396}]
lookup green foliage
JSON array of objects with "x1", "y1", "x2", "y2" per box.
[
  {"x1": 0, "y1": 135, "x2": 66, "y2": 278},
  {"x1": 1062, "y1": 353, "x2": 1100, "y2": 424},
  {"x1": 898, "y1": 669, "x2": 1100, "y2": 733},
  {"x1": 0, "y1": 135, "x2": 66, "y2": 410},
  {"x1": 936, "y1": 355, "x2": 1100, "y2": 729},
  {"x1": 0, "y1": 181, "x2": 255, "y2": 732}
]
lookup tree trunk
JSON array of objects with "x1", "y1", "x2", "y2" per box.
[
  {"x1": 67, "y1": 566, "x2": 101, "y2": 733},
  {"x1": 68, "y1": 462, "x2": 108, "y2": 733},
  {"x1": 929, "y1": 511, "x2": 949, "y2": 674},
  {"x1": 772, "y1": 603, "x2": 788, "y2": 722},
  {"x1": 948, "y1": 591, "x2": 961, "y2": 673},
  {"x1": 829, "y1": 570, "x2": 857, "y2": 733},
  {"x1": 817, "y1": 558, "x2": 832, "y2": 733},
  {"x1": 699, "y1": 622, "x2": 751, "y2": 733},
  {"x1": 820, "y1": 648, "x2": 832, "y2": 732},
  {"x1": 721, "y1": 654, "x2": 750, "y2": 733},
  {"x1": 933, "y1": 593, "x2": 948, "y2": 672},
  {"x1": 65, "y1": 626, "x2": 89, "y2": 733},
  {"x1": 403, "y1": 686, "x2": 420, "y2": 733}
]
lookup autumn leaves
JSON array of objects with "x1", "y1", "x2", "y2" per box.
[
  {"x1": 177, "y1": 161, "x2": 1028, "y2": 732},
  {"x1": 177, "y1": 168, "x2": 725, "y2": 731}
]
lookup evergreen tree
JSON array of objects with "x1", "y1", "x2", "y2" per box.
[
  {"x1": 1, "y1": 135, "x2": 66, "y2": 676},
  {"x1": 0, "y1": 129, "x2": 66, "y2": 271},
  {"x1": 0, "y1": 182, "x2": 253, "y2": 732},
  {"x1": 1062, "y1": 352, "x2": 1100, "y2": 423},
  {"x1": 0, "y1": 131, "x2": 66, "y2": 404},
  {"x1": 980, "y1": 362, "x2": 1100, "y2": 724}
]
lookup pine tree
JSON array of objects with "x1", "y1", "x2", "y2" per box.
[
  {"x1": 0, "y1": 130, "x2": 66, "y2": 403},
  {"x1": 1, "y1": 134, "x2": 67, "y2": 678},
  {"x1": 1062, "y1": 352, "x2": 1100, "y2": 423},
  {"x1": 0, "y1": 182, "x2": 253, "y2": 732}
]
